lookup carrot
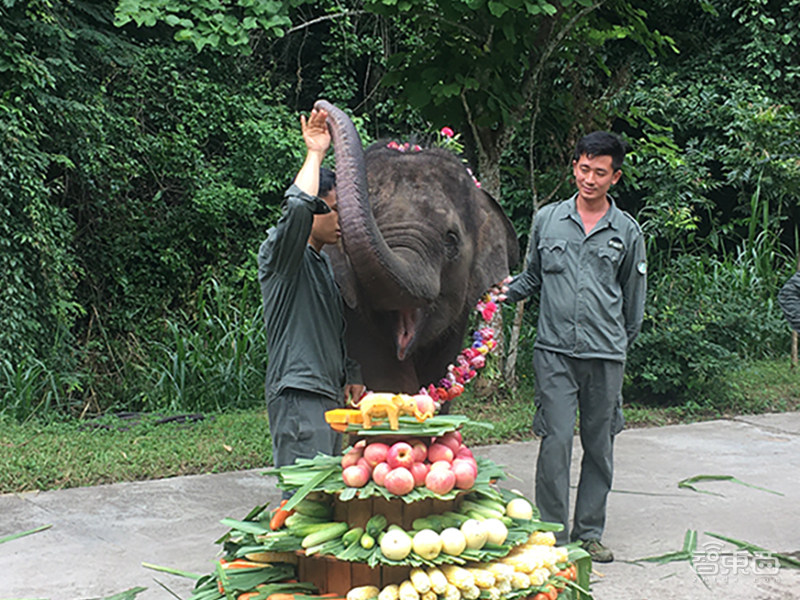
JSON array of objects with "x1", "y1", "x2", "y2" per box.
[
  {"x1": 265, "y1": 594, "x2": 296, "y2": 600},
  {"x1": 270, "y1": 499, "x2": 295, "y2": 530},
  {"x1": 219, "y1": 558, "x2": 272, "y2": 570}
]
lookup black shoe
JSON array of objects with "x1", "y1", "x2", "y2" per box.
[{"x1": 580, "y1": 539, "x2": 614, "y2": 563}]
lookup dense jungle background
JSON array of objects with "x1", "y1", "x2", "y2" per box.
[{"x1": 2, "y1": 0, "x2": 800, "y2": 426}]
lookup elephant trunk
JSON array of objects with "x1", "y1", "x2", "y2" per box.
[{"x1": 315, "y1": 100, "x2": 440, "y2": 310}]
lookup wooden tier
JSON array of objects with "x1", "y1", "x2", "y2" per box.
[
  {"x1": 332, "y1": 494, "x2": 463, "y2": 530},
  {"x1": 297, "y1": 494, "x2": 463, "y2": 595}
]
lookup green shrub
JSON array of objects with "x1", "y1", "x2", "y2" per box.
[{"x1": 626, "y1": 252, "x2": 788, "y2": 407}]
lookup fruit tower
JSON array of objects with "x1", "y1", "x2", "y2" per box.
[
  {"x1": 187, "y1": 287, "x2": 590, "y2": 600},
  {"x1": 189, "y1": 408, "x2": 591, "y2": 600}
]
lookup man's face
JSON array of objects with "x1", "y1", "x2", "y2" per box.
[
  {"x1": 572, "y1": 153, "x2": 621, "y2": 204},
  {"x1": 309, "y1": 188, "x2": 341, "y2": 250}
]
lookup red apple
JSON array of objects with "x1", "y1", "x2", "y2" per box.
[
  {"x1": 413, "y1": 393, "x2": 436, "y2": 418},
  {"x1": 453, "y1": 457, "x2": 478, "y2": 477},
  {"x1": 428, "y1": 443, "x2": 454, "y2": 464},
  {"x1": 387, "y1": 441, "x2": 415, "y2": 470},
  {"x1": 425, "y1": 466, "x2": 456, "y2": 495},
  {"x1": 452, "y1": 459, "x2": 477, "y2": 489},
  {"x1": 430, "y1": 460, "x2": 453, "y2": 471},
  {"x1": 357, "y1": 457, "x2": 373, "y2": 474},
  {"x1": 372, "y1": 461, "x2": 391, "y2": 486},
  {"x1": 456, "y1": 445, "x2": 474, "y2": 459},
  {"x1": 437, "y1": 431, "x2": 462, "y2": 453},
  {"x1": 341, "y1": 448, "x2": 363, "y2": 469},
  {"x1": 384, "y1": 466, "x2": 415, "y2": 495},
  {"x1": 410, "y1": 461, "x2": 430, "y2": 487},
  {"x1": 410, "y1": 439, "x2": 428, "y2": 463},
  {"x1": 342, "y1": 464, "x2": 371, "y2": 488},
  {"x1": 363, "y1": 442, "x2": 390, "y2": 467}
]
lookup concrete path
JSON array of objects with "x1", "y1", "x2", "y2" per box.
[{"x1": 2, "y1": 413, "x2": 799, "y2": 600}]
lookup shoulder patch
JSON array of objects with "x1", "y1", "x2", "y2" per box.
[{"x1": 637, "y1": 261, "x2": 647, "y2": 275}]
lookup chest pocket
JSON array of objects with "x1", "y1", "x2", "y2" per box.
[
  {"x1": 596, "y1": 245, "x2": 624, "y2": 279},
  {"x1": 539, "y1": 239, "x2": 567, "y2": 273}
]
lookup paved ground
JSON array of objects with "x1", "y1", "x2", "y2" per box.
[{"x1": 2, "y1": 413, "x2": 799, "y2": 600}]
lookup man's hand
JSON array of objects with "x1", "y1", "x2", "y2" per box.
[
  {"x1": 300, "y1": 108, "x2": 331, "y2": 155},
  {"x1": 345, "y1": 384, "x2": 366, "y2": 407}
]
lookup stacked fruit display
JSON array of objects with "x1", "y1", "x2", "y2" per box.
[
  {"x1": 341, "y1": 430, "x2": 479, "y2": 496},
  {"x1": 187, "y1": 416, "x2": 590, "y2": 600}
]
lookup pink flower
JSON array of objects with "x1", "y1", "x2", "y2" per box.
[
  {"x1": 481, "y1": 301, "x2": 497, "y2": 322},
  {"x1": 440, "y1": 126, "x2": 455, "y2": 138}
]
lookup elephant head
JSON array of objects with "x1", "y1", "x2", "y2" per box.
[{"x1": 316, "y1": 100, "x2": 519, "y2": 395}]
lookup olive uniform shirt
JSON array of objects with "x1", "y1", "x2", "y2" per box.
[
  {"x1": 506, "y1": 194, "x2": 647, "y2": 360},
  {"x1": 258, "y1": 184, "x2": 362, "y2": 404}
]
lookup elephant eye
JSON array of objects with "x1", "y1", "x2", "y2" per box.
[{"x1": 444, "y1": 230, "x2": 461, "y2": 260}]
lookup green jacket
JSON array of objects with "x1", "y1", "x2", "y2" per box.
[
  {"x1": 507, "y1": 194, "x2": 647, "y2": 362},
  {"x1": 258, "y1": 185, "x2": 362, "y2": 403}
]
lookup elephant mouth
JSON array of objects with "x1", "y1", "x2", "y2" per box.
[{"x1": 395, "y1": 308, "x2": 423, "y2": 361}]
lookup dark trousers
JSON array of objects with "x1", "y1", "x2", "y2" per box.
[
  {"x1": 267, "y1": 388, "x2": 342, "y2": 498},
  {"x1": 532, "y1": 349, "x2": 625, "y2": 544}
]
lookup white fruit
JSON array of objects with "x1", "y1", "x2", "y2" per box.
[
  {"x1": 380, "y1": 528, "x2": 413, "y2": 561},
  {"x1": 483, "y1": 518, "x2": 508, "y2": 545},
  {"x1": 439, "y1": 527, "x2": 467, "y2": 556},
  {"x1": 505, "y1": 497, "x2": 534, "y2": 520},
  {"x1": 460, "y1": 519, "x2": 488, "y2": 550},
  {"x1": 412, "y1": 529, "x2": 443, "y2": 560}
]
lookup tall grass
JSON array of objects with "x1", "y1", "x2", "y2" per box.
[
  {"x1": 141, "y1": 277, "x2": 268, "y2": 413},
  {"x1": 1, "y1": 277, "x2": 269, "y2": 422}
]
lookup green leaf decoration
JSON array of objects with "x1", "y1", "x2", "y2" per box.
[{"x1": 678, "y1": 474, "x2": 783, "y2": 497}]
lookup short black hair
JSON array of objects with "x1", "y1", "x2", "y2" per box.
[
  {"x1": 573, "y1": 132, "x2": 629, "y2": 172},
  {"x1": 319, "y1": 167, "x2": 336, "y2": 198}
]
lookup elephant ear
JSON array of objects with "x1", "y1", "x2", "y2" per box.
[
  {"x1": 324, "y1": 243, "x2": 359, "y2": 309},
  {"x1": 468, "y1": 188, "x2": 520, "y2": 303}
]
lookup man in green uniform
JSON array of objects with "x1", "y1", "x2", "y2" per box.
[
  {"x1": 504, "y1": 132, "x2": 646, "y2": 562},
  {"x1": 258, "y1": 107, "x2": 364, "y2": 495}
]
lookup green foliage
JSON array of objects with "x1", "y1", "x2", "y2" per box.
[
  {"x1": 135, "y1": 278, "x2": 268, "y2": 413},
  {"x1": 114, "y1": 0, "x2": 294, "y2": 52},
  {"x1": 626, "y1": 252, "x2": 789, "y2": 407}
]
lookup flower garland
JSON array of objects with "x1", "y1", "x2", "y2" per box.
[
  {"x1": 386, "y1": 126, "x2": 481, "y2": 189},
  {"x1": 419, "y1": 279, "x2": 509, "y2": 411}
]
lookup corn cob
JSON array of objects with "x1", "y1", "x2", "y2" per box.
[
  {"x1": 465, "y1": 568, "x2": 495, "y2": 590},
  {"x1": 347, "y1": 586, "x2": 380, "y2": 600},
  {"x1": 441, "y1": 566, "x2": 475, "y2": 591},
  {"x1": 420, "y1": 590, "x2": 437, "y2": 600},
  {"x1": 409, "y1": 568, "x2": 431, "y2": 594},
  {"x1": 461, "y1": 585, "x2": 480, "y2": 600},
  {"x1": 510, "y1": 571, "x2": 531, "y2": 591},
  {"x1": 378, "y1": 584, "x2": 399, "y2": 600},
  {"x1": 443, "y1": 583, "x2": 461, "y2": 600},
  {"x1": 399, "y1": 580, "x2": 420, "y2": 600},
  {"x1": 426, "y1": 567, "x2": 448, "y2": 595},
  {"x1": 529, "y1": 568, "x2": 550, "y2": 587},
  {"x1": 527, "y1": 531, "x2": 556, "y2": 546},
  {"x1": 484, "y1": 587, "x2": 501, "y2": 600}
]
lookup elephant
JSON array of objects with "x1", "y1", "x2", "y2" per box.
[{"x1": 316, "y1": 100, "x2": 519, "y2": 397}]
